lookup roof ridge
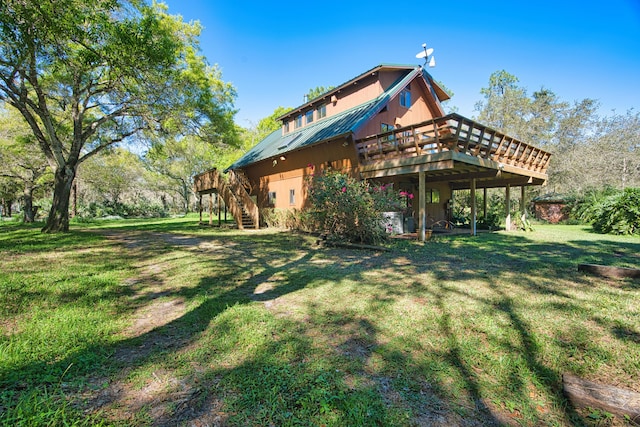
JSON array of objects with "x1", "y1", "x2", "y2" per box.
[{"x1": 278, "y1": 64, "x2": 420, "y2": 121}]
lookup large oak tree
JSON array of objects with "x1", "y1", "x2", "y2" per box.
[{"x1": 0, "y1": 0, "x2": 236, "y2": 232}]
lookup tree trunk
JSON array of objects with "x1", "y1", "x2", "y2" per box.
[
  {"x1": 71, "y1": 181, "x2": 77, "y2": 218},
  {"x1": 1, "y1": 198, "x2": 13, "y2": 218},
  {"x1": 181, "y1": 181, "x2": 190, "y2": 214},
  {"x1": 42, "y1": 165, "x2": 76, "y2": 233},
  {"x1": 22, "y1": 184, "x2": 36, "y2": 223}
]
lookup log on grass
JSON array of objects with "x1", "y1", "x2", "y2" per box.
[
  {"x1": 562, "y1": 373, "x2": 640, "y2": 422},
  {"x1": 578, "y1": 263, "x2": 640, "y2": 279},
  {"x1": 320, "y1": 241, "x2": 390, "y2": 252}
]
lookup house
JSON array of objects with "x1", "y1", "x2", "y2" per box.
[{"x1": 194, "y1": 64, "x2": 551, "y2": 239}]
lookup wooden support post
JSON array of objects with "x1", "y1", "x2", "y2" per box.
[
  {"x1": 505, "y1": 184, "x2": 511, "y2": 231},
  {"x1": 199, "y1": 194, "x2": 203, "y2": 223},
  {"x1": 419, "y1": 170, "x2": 426, "y2": 242},
  {"x1": 209, "y1": 193, "x2": 213, "y2": 226},
  {"x1": 483, "y1": 187, "x2": 487, "y2": 220},
  {"x1": 470, "y1": 179, "x2": 477, "y2": 236},
  {"x1": 521, "y1": 186, "x2": 526, "y2": 224}
]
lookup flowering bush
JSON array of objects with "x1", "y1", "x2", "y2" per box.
[{"x1": 306, "y1": 171, "x2": 403, "y2": 244}]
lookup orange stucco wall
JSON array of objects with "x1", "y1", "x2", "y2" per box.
[
  {"x1": 280, "y1": 69, "x2": 438, "y2": 135},
  {"x1": 241, "y1": 137, "x2": 358, "y2": 210}
]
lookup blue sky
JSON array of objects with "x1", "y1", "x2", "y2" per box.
[{"x1": 163, "y1": 0, "x2": 640, "y2": 128}]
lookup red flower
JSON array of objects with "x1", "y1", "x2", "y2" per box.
[{"x1": 341, "y1": 187, "x2": 347, "y2": 193}]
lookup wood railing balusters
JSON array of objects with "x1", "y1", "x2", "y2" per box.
[{"x1": 353, "y1": 113, "x2": 551, "y2": 177}]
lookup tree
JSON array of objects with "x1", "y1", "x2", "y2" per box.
[
  {"x1": 80, "y1": 147, "x2": 146, "y2": 207},
  {"x1": 0, "y1": 105, "x2": 52, "y2": 222},
  {"x1": 144, "y1": 136, "x2": 220, "y2": 213},
  {"x1": 0, "y1": 178, "x2": 19, "y2": 218},
  {"x1": 473, "y1": 71, "x2": 611, "y2": 194},
  {"x1": 0, "y1": 0, "x2": 236, "y2": 232},
  {"x1": 474, "y1": 70, "x2": 532, "y2": 139},
  {"x1": 306, "y1": 86, "x2": 335, "y2": 102}
]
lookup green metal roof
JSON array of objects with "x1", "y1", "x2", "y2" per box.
[{"x1": 227, "y1": 66, "x2": 423, "y2": 170}]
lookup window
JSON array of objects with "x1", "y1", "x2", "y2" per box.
[
  {"x1": 294, "y1": 114, "x2": 303, "y2": 129},
  {"x1": 400, "y1": 88, "x2": 411, "y2": 108},
  {"x1": 305, "y1": 110, "x2": 314, "y2": 124},
  {"x1": 283, "y1": 120, "x2": 289, "y2": 133},
  {"x1": 289, "y1": 189, "x2": 295, "y2": 205},
  {"x1": 268, "y1": 191, "x2": 276, "y2": 206},
  {"x1": 317, "y1": 104, "x2": 326, "y2": 119},
  {"x1": 381, "y1": 123, "x2": 395, "y2": 142},
  {"x1": 426, "y1": 189, "x2": 440, "y2": 204}
]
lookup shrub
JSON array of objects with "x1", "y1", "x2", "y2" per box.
[
  {"x1": 567, "y1": 187, "x2": 618, "y2": 223},
  {"x1": 589, "y1": 188, "x2": 640, "y2": 235},
  {"x1": 78, "y1": 200, "x2": 167, "y2": 219},
  {"x1": 262, "y1": 208, "x2": 316, "y2": 232},
  {"x1": 306, "y1": 171, "x2": 400, "y2": 244}
]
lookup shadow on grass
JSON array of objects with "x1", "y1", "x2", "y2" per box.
[{"x1": 1, "y1": 222, "x2": 638, "y2": 425}]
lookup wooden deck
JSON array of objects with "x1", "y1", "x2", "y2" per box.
[
  {"x1": 193, "y1": 169, "x2": 259, "y2": 229},
  {"x1": 355, "y1": 113, "x2": 551, "y2": 177}
]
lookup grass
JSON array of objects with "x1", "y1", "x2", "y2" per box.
[{"x1": 0, "y1": 216, "x2": 638, "y2": 426}]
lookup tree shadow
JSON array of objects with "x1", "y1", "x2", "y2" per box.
[{"x1": 2, "y1": 225, "x2": 638, "y2": 425}]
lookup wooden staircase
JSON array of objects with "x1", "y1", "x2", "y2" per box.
[{"x1": 194, "y1": 169, "x2": 259, "y2": 229}]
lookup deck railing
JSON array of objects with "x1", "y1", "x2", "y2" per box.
[
  {"x1": 355, "y1": 113, "x2": 551, "y2": 174},
  {"x1": 193, "y1": 168, "x2": 259, "y2": 229},
  {"x1": 194, "y1": 168, "x2": 220, "y2": 194}
]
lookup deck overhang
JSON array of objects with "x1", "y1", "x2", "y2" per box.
[
  {"x1": 355, "y1": 113, "x2": 551, "y2": 189},
  {"x1": 359, "y1": 151, "x2": 547, "y2": 189}
]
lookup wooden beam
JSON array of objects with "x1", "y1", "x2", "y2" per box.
[
  {"x1": 419, "y1": 171, "x2": 426, "y2": 242},
  {"x1": 505, "y1": 184, "x2": 511, "y2": 231},
  {"x1": 359, "y1": 159, "x2": 454, "y2": 179},
  {"x1": 521, "y1": 186, "x2": 526, "y2": 223},
  {"x1": 563, "y1": 373, "x2": 640, "y2": 422},
  {"x1": 359, "y1": 151, "x2": 453, "y2": 172},
  {"x1": 209, "y1": 193, "x2": 214, "y2": 226},
  {"x1": 450, "y1": 176, "x2": 544, "y2": 190},
  {"x1": 470, "y1": 178, "x2": 477, "y2": 236},
  {"x1": 483, "y1": 187, "x2": 487, "y2": 219},
  {"x1": 427, "y1": 170, "x2": 501, "y2": 183},
  {"x1": 578, "y1": 264, "x2": 640, "y2": 279}
]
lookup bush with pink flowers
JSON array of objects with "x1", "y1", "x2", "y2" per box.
[{"x1": 306, "y1": 171, "x2": 402, "y2": 244}]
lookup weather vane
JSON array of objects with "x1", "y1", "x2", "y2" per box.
[{"x1": 415, "y1": 43, "x2": 436, "y2": 68}]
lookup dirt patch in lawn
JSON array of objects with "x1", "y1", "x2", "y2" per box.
[{"x1": 80, "y1": 229, "x2": 230, "y2": 425}]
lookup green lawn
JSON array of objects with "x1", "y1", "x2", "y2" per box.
[{"x1": 1, "y1": 217, "x2": 638, "y2": 426}]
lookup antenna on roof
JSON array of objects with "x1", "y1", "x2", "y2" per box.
[{"x1": 416, "y1": 43, "x2": 436, "y2": 68}]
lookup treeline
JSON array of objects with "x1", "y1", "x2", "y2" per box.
[{"x1": 471, "y1": 71, "x2": 640, "y2": 234}]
